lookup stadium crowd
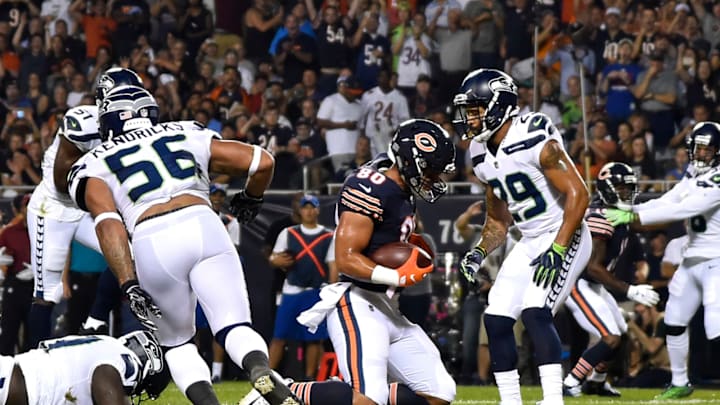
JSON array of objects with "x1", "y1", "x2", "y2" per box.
[{"x1": 1, "y1": 0, "x2": 720, "y2": 395}]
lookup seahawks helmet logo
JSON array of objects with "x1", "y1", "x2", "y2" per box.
[{"x1": 488, "y1": 75, "x2": 517, "y2": 95}]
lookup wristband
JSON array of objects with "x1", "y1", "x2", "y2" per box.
[
  {"x1": 370, "y1": 265, "x2": 399, "y2": 286},
  {"x1": 248, "y1": 145, "x2": 262, "y2": 176},
  {"x1": 551, "y1": 242, "x2": 567, "y2": 256},
  {"x1": 474, "y1": 245, "x2": 488, "y2": 259},
  {"x1": 94, "y1": 212, "x2": 123, "y2": 227}
]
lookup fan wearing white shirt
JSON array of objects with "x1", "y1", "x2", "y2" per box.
[
  {"x1": 359, "y1": 70, "x2": 410, "y2": 155},
  {"x1": 317, "y1": 75, "x2": 364, "y2": 170}
]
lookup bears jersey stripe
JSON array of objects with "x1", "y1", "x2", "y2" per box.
[
  {"x1": 341, "y1": 192, "x2": 383, "y2": 215},
  {"x1": 346, "y1": 187, "x2": 382, "y2": 205},
  {"x1": 340, "y1": 198, "x2": 380, "y2": 220}
]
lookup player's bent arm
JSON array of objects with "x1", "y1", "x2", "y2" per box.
[
  {"x1": 91, "y1": 364, "x2": 132, "y2": 405},
  {"x1": 334, "y1": 211, "x2": 378, "y2": 281},
  {"x1": 53, "y1": 136, "x2": 85, "y2": 194},
  {"x1": 540, "y1": 140, "x2": 589, "y2": 247},
  {"x1": 82, "y1": 178, "x2": 136, "y2": 286},
  {"x1": 209, "y1": 140, "x2": 275, "y2": 197},
  {"x1": 476, "y1": 182, "x2": 512, "y2": 254},
  {"x1": 585, "y1": 237, "x2": 630, "y2": 295}
]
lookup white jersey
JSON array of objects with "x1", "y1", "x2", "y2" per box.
[
  {"x1": 359, "y1": 87, "x2": 410, "y2": 155},
  {"x1": 396, "y1": 33, "x2": 432, "y2": 88},
  {"x1": 635, "y1": 168, "x2": 720, "y2": 259},
  {"x1": 15, "y1": 335, "x2": 144, "y2": 405},
  {"x1": 28, "y1": 105, "x2": 101, "y2": 221},
  {"x1": 469, "y1": 112, "x2": 568, "y2": 238},
  {"x1": 68, "y1": 121, "x2": 218, "y2": 234}
]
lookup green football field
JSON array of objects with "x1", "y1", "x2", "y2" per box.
[{"x1": 151, "y1": 382, "x2": 720, "y2": 404}]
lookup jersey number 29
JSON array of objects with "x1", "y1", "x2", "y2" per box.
[{"x1": 488, "y1": 172, "x2": 547, "y2": 222}]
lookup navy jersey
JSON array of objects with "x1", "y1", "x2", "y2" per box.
[
  {"x1": 584, "y1": 198, "x2": 632, "y2": 276},
  {"x1": 336, "y1": 156, "x2": 415, "y2": 260}
]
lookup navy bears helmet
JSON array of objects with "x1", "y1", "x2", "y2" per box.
[
  {"x1": 686, "y1": 121, "x2": 720, "y2": 175},
  {"x1": 118, "y1": 330, "x2": 168, "y2": 400},
  {"x1": 452, "y1": 69, "x2": 519, "y2": 142},
  {"x1": 96, "y1": 68, "x2": 144, "y2": 105},
  {"x1": 596, "y1": 162, "x2": 638, "y2": 210},
  {"x1": 98, "y1": 85, "x2": 159, "y2": 140},
  {"x1": 388, "y1": 118, "x2": 456, "y2": 203}
]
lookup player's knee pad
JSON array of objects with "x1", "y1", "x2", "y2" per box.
[
  {"x1": 483, "y1": 314, "x2": 518, "y2": 372},
  {"x1": 215, "y1": 323, "x2": 268, "y2": 368},
  {"x1": 214, "y1": 322, "x2": 252, "y2": 347},
  {"x1": 521, "y1": 307, "x2": 561, "y2": 365},
  {"x1": 164, "y1": 343, "x2": 211, "y2": 394},
  {"x1": 664, "y1": 323, "x2": 687, "y2": 337}
]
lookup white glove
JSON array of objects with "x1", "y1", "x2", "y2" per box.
[
  {"x1": 627, "y1": 284, "x2": 660, "y2": 306},
  {"x1": 15, "y1": 262, "x2": 34, "y2": 282}
]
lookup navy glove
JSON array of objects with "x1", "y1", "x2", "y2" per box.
[
  {"x1": 460, "y1": 246, "x2": 488, "y2": 284},
  {"x1": 121, "y1": 280, "x2": 162, "y2": 331},
  {"x1": 229, "y1": 189, "x2": 264, "y2": 224},
  {"x1": 531, "y1": 242, "x2": 567, "y2": 289}
]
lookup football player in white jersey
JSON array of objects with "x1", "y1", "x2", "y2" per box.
[
  {"x1": 359, "y1": 69, "x2": 410, "y2": 155},
  {"x1": 0, "y1": 330, "x2": 169, "y2": 405},
  {"x1": 67, "y1": 85, "x2": 301, "y2": 405},
  {"x1": 453, "y1": 69, "x2": 592, "y2": 405},
  {"x1": 25, "y1": 68, "x2": 143, "y2": 348},
  {"x1": 605, "y1": 121, "x2": 720, "y2": 400}
]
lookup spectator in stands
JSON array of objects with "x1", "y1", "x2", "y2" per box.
[
  {"x1": 25, "y1": 73, "x2": 48, "y2": 123},
  {"x1": 670, "y1": 103, "x2": 712, "y2": 148},
  {"x1": 178, "y1": 0, "x2": 213, "y2": 59},
  {"x1": 333, "y1": 134, "x2": 372, "y2": 182},
  {"x1": 269, "y1": 1, "x2": 314, "y2": 57},
  {"x1": 249, "y1": 103, "x2": 294, "y2": 156},
  {"x1": 110, "y1": 0, "x2": 150, "y2": 58},
  {"x1": 628, "y1": 135, "x2": 657, "y2": 185},
  {"x1": 0, "y1": 193, "x2": 33, "y2": 355},
  {"x1": 313, "y1": 5, "x2": 353, "y2": 98},
  {"x1": 464, "y1": 0, "x2": 503, "y2": 70},
  {"x1": 358, "y1": 68, "x2": 410, "y2": 155},
  {"x1": 0, "y1": 32, "x2": 21, "y2": 78},
  {"x1": 633, "y1": 8, "x2": 660, "y2": 61},
  {"x1": 41, "y1": 0, "x2": 74, "y2": 37},
  {"x1": 67, "y1": 72, "x2": 87, "y2": 107},
  {"x1": 352, "y1": 11, "x2": 390, "y2": 90},
  {"x1": 685, "y1": 59, "x2": 718, "y2": 113},
  {"x1": 46, "y1": 35, "x2": 70, "y2": 79},
  {"x1": 243, "y1": 0, "x2": 284, "y2": 63},
  {"x1": 69, "y1": 0, "x2": 116, "y2": 61},
  {"x1": 274, "y1": 14, "x2": 316, "y2": 89},
  {"x1": 690, "y1": 0, "x2": 720, "y2": 49},
  {"x1": 317, "y1": 75, "x2": 363, "y2": 170},
  {"x1": 393, "y1": 10, "x2": 431, "y2": 97},
  {"x1": 569, "y1": 118, "x2": 617, "y2": 178},
  {"x1": 268, "y1": 194, "x2": 335, "y2": 380},
  {"x1": 602, "y1": 38, "x2": 643, "y2": 129},
  {"x1": 595, "y1": 7, "x2": 634, "y2": 71},
  {"x1": 293, "y1": 116, "x2": 327, "y2": 166},
  {"x1": 435, "y1": 8, "x2": 473, "y2": 102},
  {"x1": 424, "y1": 0, "x2": 462, "y2": 38},
  {"x1": 616, "y1": 121, "x2": 634, "y2": 161},
  {"x1": 633, "y1": 51, "x2": 678, "y2": 149},
  {"x1": 501, "y1": 0, "x2": 533, "y2": 72},
  {"x1": 665, "y1": 147, "x2": 689, "y2": 181},
  {"x1": 17, "y1": 34, "x2": 47, "y2": 93}
]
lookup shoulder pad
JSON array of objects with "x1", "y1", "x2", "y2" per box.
[
  {"x1": 62, "y1": 106, "x2": 101, "y2": 146},
  {"x1": 339, "y1": 171, "x2": 386, "y2": 221}
]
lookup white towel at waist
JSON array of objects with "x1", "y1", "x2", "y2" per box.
[{"x1": 297, "y1": 282, "x2": 352, "y2": 333}]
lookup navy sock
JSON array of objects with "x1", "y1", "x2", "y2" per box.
[
  {"x1": 390, "y1": 383, "x2": 430, "y2": 405},
  {"x1": 185, "y1": 381, "x2": 220, "y2": 405},
  {"x1": 89, "y1": 268, "x2": 121, "y2": 322},
  {"x1": 569, "y1": 341, "x2": 613, "y2": 382},
  {"x1": 28, "y1": 303, "x2": 53, "y2": 348},
  {"x1": 484, "y1": 314, "x2": 518, "y2": 372},
  {"x1": 522, "y1": 307, "x2": 562, "y2": 365},
  {"x1": 289, "y1": 381, "x2": 353, "y2": 405}
]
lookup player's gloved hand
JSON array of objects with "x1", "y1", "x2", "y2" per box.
[
  {"x1": 121, "y1": 280, "x2": 162, "y2": 331},
  {"x1": 604, "y1": 208, "x2": 637, "y2": 227},
  {"x1": 395, "y1": 248, "x2": 434, "y2": 287},
  {"x1": 627, "y1": 284, "x2": 660, "y2": 306},
  {"x1": 229, "y1": 189, "x2": 264, "y2": 224},
  {"x1": 460, "y1": 246, "x2": 487, "y2": 283},
  {"x1": 531, "y1": 242, "x2": 566, "y2": 289}
]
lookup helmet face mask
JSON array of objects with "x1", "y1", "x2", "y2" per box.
[
  {"x1": 119, "y1": 330, "x2": 167, "y2": 401},
  {"x1": 389, "y1": 119, "x2": 456, "y2": 203},
  {"x1": 596, "y1": 162, "x2": 638, "y2": 210},
  {"x1": 687, "y1": 122, "x2": 720, "y2": 175},
  {"x1": 452, "y1": 69, "x2": 519, "y2": 142}
]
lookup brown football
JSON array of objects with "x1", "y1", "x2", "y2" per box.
[{"x1": 370, "y1": 242, "x2": 433, "y2": 269}]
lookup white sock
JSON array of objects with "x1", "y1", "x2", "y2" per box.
[
  {"x1": 165, "y1": 343, "x2": 212, "y2": 395},
  {"x1": 494, "y1": 369, "x2": 522, "y2": 405},
  {"x1": 588, "y1": 369, "x2": 606, "y2": 383},
  {"x1": 539, "y1": 363, "x2": 563, "y2": 404},
  {"x1": 82, "y1": 317, "x2": 106, "y2": 329},
  {"x1": 563, "y1": 373, "x2": 581, "y2": 387},
  {"x1": 212, "y1": 362, "x2": 223, "y2": 379},
  {"x1": 667, "y1": 330, "x2": 689, "y2": 386}
]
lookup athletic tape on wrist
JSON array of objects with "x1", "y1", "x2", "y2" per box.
[
  {"x1": 370, "y1": 265, "x2": 399, "y2": 286},
  {"x1": 94, "y1": 212, "x2": 123, "y2": 227},
  {"x1": 248, "y1": 145, "x2": 262, "y2": 177}
]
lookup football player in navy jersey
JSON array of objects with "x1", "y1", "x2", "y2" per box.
[
  {"x1": 241, "y1": 119, "x2": 457, "y2": 405},
  {"x1": 563, "y1": 162, "x2": 659, "y2": 397}
]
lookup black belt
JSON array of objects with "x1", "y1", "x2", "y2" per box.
[{"x1": 135, "y1": 205, "x2": 196, "y2": 227}]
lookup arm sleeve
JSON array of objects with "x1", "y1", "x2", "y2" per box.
[
  {"x1": 633, "y1": 177, "x2": 688, "y2": 212},
  {"x1": 638, "y1": 189, "x2": 720, "y2": 225},
  {"x1": 272, "y1": 228, "x2": 289, "y2": 253}
]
